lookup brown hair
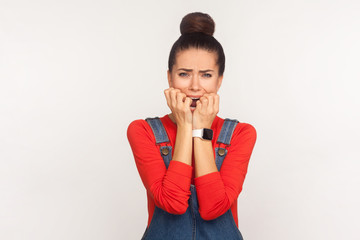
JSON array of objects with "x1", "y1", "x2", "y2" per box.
[{"x1": 168, "y1": 12, "x2": 226, "y2": 76}]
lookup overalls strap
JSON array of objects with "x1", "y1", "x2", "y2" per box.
[
  {"x1": 145, "y1": 117, "x2": 172, "y2": 169},
  {"x1": 215, "y1": 118, "x2": 239, "y2": 171},
  {"x1": 217, "y1": 118, "x2": 239, "y2": 145},
  {"x1": 145, "y1": 117, "x2": 170, "y2": 144}
]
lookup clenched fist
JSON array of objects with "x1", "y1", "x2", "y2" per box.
[
  {"x1": 193, "y1": 93, "x2": 219, "y2": 129},
  {"x1": 164, "y1": 87, "x2": 193, "y2": 127}
]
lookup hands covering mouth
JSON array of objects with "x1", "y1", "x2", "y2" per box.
[{"x1": 164, "y1": 88, "x2": 219, "y2": 129}]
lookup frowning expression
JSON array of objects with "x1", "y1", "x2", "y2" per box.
[{"x1": 167, "y1": 48, "x2": 223, "y2": 110}]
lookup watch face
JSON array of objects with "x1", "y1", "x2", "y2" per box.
[{"x1": 203, "y1": 128, "x2": 213, "y2": 140}]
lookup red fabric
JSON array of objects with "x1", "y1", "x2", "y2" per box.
[{"x1": 127, "y1": 114, "x2": 257, "y2": 227}]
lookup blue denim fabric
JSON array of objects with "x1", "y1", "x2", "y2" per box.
[{"x1": 143, "y1": 117, "x2": 243, "y2": 240}]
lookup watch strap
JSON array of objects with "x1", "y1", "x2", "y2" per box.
[
  {"x1": 192, "y1": 128, "x2": 213, "y2": 140},
  {"x1": 192, "y1": 129, "x2": 203, "y2": 138}
]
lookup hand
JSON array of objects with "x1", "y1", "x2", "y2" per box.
[
  {"x1": 164, "y1": 87, "x2": 193, "y2": 127},
  {"x1": 193, "y1": 93, "x2": 219, "y2": 129}
]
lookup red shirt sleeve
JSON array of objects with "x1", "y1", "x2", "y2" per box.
[
  {"x1": 127, "y1": 119, "x2": 193, "y2": 214},
  {"x1": 194, "y1": 123, "x2": 257, "y2": 220}
]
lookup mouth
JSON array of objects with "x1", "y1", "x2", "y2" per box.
[{"x1": 190, "y1": 97, "x2": 200, "y2": 108}]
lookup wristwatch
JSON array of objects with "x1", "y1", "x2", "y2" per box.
[{"x1": 192, "y1": 128, "x2": 213, "y2": 140}]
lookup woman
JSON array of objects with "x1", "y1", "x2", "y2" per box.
[{"x1": 127, "y1": 12, "x2": 257, "y2": 240}]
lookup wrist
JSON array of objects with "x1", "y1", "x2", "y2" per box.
[
  {"x1": 193, "y1": 123, "x2": 212, "y2": 130},
  {"x1": 192, "y1": 117, "x2": 213, "y2": 129},
  {"x1": 177, "y1": 123, "x2": 193, "y2": 135}
]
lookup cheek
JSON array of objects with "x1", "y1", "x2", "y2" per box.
[
  {"x1": 171, "y1": 78, "x2": 189, "y2": 89},
  {"x1": 201, "y1": 80, "x2": 219, "y2": 92}
]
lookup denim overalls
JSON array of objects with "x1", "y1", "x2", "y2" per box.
[{"x1": 142, "y1": 117, "x2": 244, "y2": 240}]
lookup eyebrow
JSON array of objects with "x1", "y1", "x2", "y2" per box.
[{"x1": 177, "y1": 68, "x2": 214, "y2": 73}]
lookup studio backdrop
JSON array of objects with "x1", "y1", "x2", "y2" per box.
[{"x1": 1, "y1": 0, "x2": 359, "y2": 239}]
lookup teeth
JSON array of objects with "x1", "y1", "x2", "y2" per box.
[{"x1": 190, "y1": 97, "x2": 200, "y2": 100}]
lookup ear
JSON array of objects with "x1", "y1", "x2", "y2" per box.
[
  {"x1": 167, "y1": 70, "x2": 173, "y2": 87},
  {"x1": 216, "y1": 75, "x2": 223, "y2": 92}
]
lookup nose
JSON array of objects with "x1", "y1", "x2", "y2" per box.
[{"x1": 189, "y1": 74, "x2": 201, "y2": 91}]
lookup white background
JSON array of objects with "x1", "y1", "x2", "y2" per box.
[{"x1": 1, "y1": 0, "x2": 359, "y2": 239}]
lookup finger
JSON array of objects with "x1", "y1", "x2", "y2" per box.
[
  {"x1": 195, "y1": 100, "x2": 202, "y2": 111},
  {"x1": 170, "y1": 89, "x2": 179, "y2": 107},
  {"x1": 184, "y1": 97, "x2": 192, "y2": 108},
  {"x1": 165, "y1": 87, "x2": 174, "y2": 94},
  {"x1": 200, "y1": 96, "x2": 209, "y2": 110},
  {"x1": 164, "y1": 89, "x2": 171, "y2": 107},
  {"x1": 214, "y1": 94, "x2": 220, "y2": 113},
  {"x1": 207, "y1": 95, "x2": 214, "y2": 112},
  {"x1": 176, "y1": 92, "x2": 186, "y2": 104}
]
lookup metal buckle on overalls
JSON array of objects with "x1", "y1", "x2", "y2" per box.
[
  {"x1": 218, "y1": 148, "x2": 226, "y2": 156},
  {"x1": 217, "y1": 142, "x2": 229, "y2": 157},
  {"x1": 159, "y1": 143, "x2": 170, "y2": 156},
  {"x1": 161, "y1": 147, "x2": 169, "y2": 156}
]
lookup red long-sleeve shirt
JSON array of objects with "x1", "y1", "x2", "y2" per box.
[{"x1": 127, "y1": 114, "x2": 257, "y2": 227}]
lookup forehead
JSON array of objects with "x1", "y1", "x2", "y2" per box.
[{"x1": 174, "y1": 48, "x2": 218, "y2": 70}]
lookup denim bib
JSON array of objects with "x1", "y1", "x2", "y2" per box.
[{"x1": 143, "y1": 117, "x2": 243, "y2": 240}]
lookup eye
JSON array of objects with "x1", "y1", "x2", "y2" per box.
[
  {"x1": 179, "y1": 72, "x2": 189, "y2": 77},
  {"x1": 203, "y1": 73, "x2": 212, "y2": 78}
]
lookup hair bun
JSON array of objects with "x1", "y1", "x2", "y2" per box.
[{"x1": 180, "y1": 12, "x2": 215, "y2": 36}]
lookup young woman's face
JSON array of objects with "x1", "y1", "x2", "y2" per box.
[{"x1": 167, "y1": 48, "x2": 223, "y2": 99}]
